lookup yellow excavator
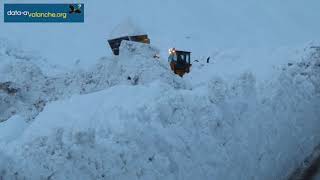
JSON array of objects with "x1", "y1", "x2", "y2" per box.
[{"x1": 168, "y1": 48, "x2": 192, "y2": 77}]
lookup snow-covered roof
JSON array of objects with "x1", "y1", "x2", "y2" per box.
[{"x1": 109, "y1": 18, "x2": 146, "y2": 39}]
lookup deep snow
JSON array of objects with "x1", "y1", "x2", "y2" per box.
[
  {"x1": 0, "y1": 40, "x2": 185, "y2": 122},
  {"x1": 1, "y1": 0, "x2": 320, "y2": 67},
  {"x1": 0, "y1": 40, "x2": 319, "y2": 180},
  {"x1": 1, "y1": 0, "x2": 320, "y2": 179}
]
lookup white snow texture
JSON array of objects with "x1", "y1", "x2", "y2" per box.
[
  {"x1": 1, "y1": 0, "x2": 320, "y2": 179},
  {"x1": 0, "y1": 39, "x2": 319, "y2": 180}
]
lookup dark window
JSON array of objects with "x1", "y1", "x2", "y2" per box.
[{"x1": 177, "y1": 54, "x2": 183, "y2": 62}]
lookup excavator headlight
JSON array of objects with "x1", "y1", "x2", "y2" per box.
[{"x1": 169, "y1": 48, "x2": 175, "y2": 55}]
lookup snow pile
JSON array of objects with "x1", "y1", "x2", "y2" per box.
[
  {"x1": 76, "y1": 41, "x2": 185, "y2": 93},
  {"x1": 0, "y1": 39, "x2": 51, "y2": 122},
  {"x1": 0, "y1": 38, "x2": 63, "y2": 76},
  {"x1": 0, "y1": 40, "x2": 184, "y2": 122},
  {"x1": 0, "y1": 47, "x2": 319, "y2": 180}
]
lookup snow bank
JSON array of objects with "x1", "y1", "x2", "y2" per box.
[
  {"x1": 0, "y1": 39, "x2": 52, "y2": 122},
  {"x1": 0, "y1": 38, "x2": 64, "y2": 76},
  {"x1": 0, "y1": 47, "x2": 319, "y2": 180},
  {"x1": 0, "y1": 40, "x2": 185, "y2": 122}
]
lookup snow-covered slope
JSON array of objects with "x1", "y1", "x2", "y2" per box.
[
  {"x1": 1, "y1": 0, "x2": 320, "y2": 67},
  {"x1": 1, "y1": 0, "x2": 320, "y2": 179},
  {"x1": 0, "y1": 40, "x2": 185, "y2": 122},
  {"x1": 0, "y1": 42, "x2": 319, "y2": 180}
]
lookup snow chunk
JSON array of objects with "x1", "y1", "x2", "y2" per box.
[
  {"x1": 119, "y1": 40, "x2": 159, "y2": 58},
  {"x1": 0, "y1": 115, "x2": 28, "y2": 143}
]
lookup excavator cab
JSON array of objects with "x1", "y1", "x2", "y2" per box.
[{"x1": 169, "y1": 49, "x2": 192, "y2": 77}]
